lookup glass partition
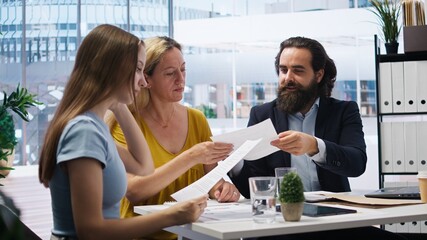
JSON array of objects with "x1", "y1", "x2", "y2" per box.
[{"x1": 1, "y1": 0, "x2": 380, "y2": 165}]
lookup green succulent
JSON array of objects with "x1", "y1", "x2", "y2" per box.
[
  {"x1": 368, "y1": 0, "x2": 402, "y2": 43},
  {"x1": 279, "y1": 172, "x2": 305, "y2": 203},
  {"x1": 0, "y1": 84, "x2": 42, "y2": 182}
]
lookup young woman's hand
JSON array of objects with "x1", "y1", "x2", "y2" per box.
[{"x1": 166, "y1": 194, "x2": 208, "y2": 225}]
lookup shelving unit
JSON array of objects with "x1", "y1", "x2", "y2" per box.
[
  {"x1": 374, "y1": 35, "x2": 427, "y2": 235},
  {"x1": 334, "y1": 80, "x2": 357, "y2": 101},
  {"x1": 333, "y1": 79, "x2": 376, "y2": 117},
  {"x1": 360, "y1": 80, "x2": 377, "y2": 116}
]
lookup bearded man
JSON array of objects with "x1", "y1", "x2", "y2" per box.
[
  {"x1": 229, "y1": 36, "x2": 367, "y2": 197},
  {"x1": 228, "y1": 36, "x2": 410, "y2": 240}
]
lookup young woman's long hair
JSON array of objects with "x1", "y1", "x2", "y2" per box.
[{"x1": 39, "y1": 24, "x2": 141, "y2": 186}]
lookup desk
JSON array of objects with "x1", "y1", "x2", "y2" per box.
[{"x1": 134, "y1": 201, "x2": 427, "y2": 240}]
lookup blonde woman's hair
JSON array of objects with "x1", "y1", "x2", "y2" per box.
[
  {"x1": 134, "y1": 36, "x2": 182, "y2": 109},
  {"x1": 39, "y1": 24, "x2": 142, "y2": 186},
  {"x1": 107, "y1": 36, "x2": 182, "y2": 131}
]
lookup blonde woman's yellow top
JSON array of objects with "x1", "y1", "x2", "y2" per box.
[{"x1": 110, "y1": 107, "x2": 212, "y2": 240}]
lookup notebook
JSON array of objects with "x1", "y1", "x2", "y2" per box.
[{"x1": 364, "y1": 186, "x2": 421, "y2": 200}]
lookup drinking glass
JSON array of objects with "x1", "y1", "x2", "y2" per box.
[
  {"x1": 249, "y1": 176, "x2": 277, "y2": 223},
  {"x1": 275, "y1": 167, "x2": 297, "y2": 199}
]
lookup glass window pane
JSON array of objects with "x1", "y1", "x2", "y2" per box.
[
  {"x1": 0, "y1": 0, "x2": 173, "y2": 166},
  {"x1": 23, "y1": 1, "x2": 78, "y2": 165},
  {"x1": 1, "y1": 1, "x2": 24, "y2": 165},
  {"x1": 1, "y1": 0, "x2": 381, "y2": 167},
  {"x1": 173, "y1": 0, "x2": 378, "y2": 135}
]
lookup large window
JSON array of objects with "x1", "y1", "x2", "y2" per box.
[
  {"x1": 1, "y1": 0, "x2": 169, "y2": 166},
  {"x1": 174, "y1": 1, "x2": 382, "y2": 132},
  {"x1": 1, "y1": 0, "x2": 386, "y2": 169}
]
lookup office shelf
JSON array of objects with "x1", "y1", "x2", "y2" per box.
[
  {"x1": 374, "y1": 34, "x2": 427, "y2": 187},
  {"x1": 374, "y1": 34, "x2": 427, "y2": 236}
]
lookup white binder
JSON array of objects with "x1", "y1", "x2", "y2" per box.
[
  {"x1": 391, "y1": 62, "x2": 405, "y2": 113},
  {"x1": 379, "y1": 62, "x2": 393, "y2": 113},
  {"x1": 392, "y1": 122, "x2": 405, "y2": 172},
  {"x1": 381, "y1": 122, "x2": 393, "y2": 173},
  {"x1": 403, "y1": 61, "x2": 418, "y2": 112},
  {"x1": 404, "y1": 121, "x2": 418, "y2": 172},
  {"x1": 385, "y1": 222, "x2": 397, "y2": 232},
  {"x1": 382, "y1": 182, "x2": 397, "y2": 232},
  {"x1": 408, "y1": 221, "x2": 422, "y2": 233},
  {"x1": 396, "y1": 222, "x2": 410, "y2": 233},
  {"x1": 417, "y1": 121, "x2": 427, "y2": 171},
  {"x1": 422, "y1": 220, "x2": 427, "y2": 233},
  {"x1": 417, "y1": 61, "x2": 427, "y2": 112}
]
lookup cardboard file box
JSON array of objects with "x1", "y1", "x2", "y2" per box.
[{"x1": 403, "y1": 25, "x2": 427, "y2": 52}]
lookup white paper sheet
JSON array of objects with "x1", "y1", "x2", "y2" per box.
[
  {"x1": 142, "y1": 200, "x2": 255, "y2": 223},
  {"x1": 198, "y1": 200, "x2": 254, "y2": 223},
  {"x1": 171, "y1": 139, "x2": 262, "y2": 201},
  {"x1": 211, "y1": 118, "x2": 279, "y2": 160}
]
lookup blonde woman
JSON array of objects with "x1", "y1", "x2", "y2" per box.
[
  {"x1": 38, "y1": 25, "x2": 207, "y2": 240},
  {"x1": 108, "y1": 36, "x2": 239, "y2": 240}
]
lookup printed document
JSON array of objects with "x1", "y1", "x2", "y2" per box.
[
  {"x1": 136, "y1": 200, "x2": 255, "y2": 223},
  {"x1": 211, "y1": 118, "x2": 280, "y2": 160},
  {"x1": 171, "y1": 139, "x2": 261, "y2": 201}
]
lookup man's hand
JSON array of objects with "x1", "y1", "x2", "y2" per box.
[{"x1": 270, "y1": 130, "x2": 318, "y2": 156}]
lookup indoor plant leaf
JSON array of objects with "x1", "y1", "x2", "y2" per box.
[
  {"x1": 368, "y1": 0, "x2": 402, "y2": 44},
  {"x1": 0, "y1": 84, "x2": 42, "y2": 183}
]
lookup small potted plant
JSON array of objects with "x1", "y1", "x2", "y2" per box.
[
  {"x1": 368, "y1": 0, "x2": 402, "y2": 54},
  {"x1": 0, "y1": 84, "x2": 41, "y2": 183},
  {"x1": 278, "y1": 171, "x2": 305, "y2": 221}
]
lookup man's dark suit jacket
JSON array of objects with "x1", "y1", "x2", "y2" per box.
[{"x1": 229, "y1": 97, "x2": 367, "y2": 199}]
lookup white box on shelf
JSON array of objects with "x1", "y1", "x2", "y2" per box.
[
  {"x1": 403, "y1": 61, "x2": 418, "y2": 112},
  {"x1": 391, "y1": 62, "x2": 405, "y2": 113},
  {"x1": 379, "y1": 62, "x2": 393, "y2": 113}
]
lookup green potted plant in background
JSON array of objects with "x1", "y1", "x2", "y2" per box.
[
  {"x1": 368, "y1": 0, "x2": 402, "y2": 54},
  {"x1": 278, "y1": 171, "x2": 305, "y2": 221},
  {"x1": 0, "y1": 84, "x2": 42, "y2": 183}
]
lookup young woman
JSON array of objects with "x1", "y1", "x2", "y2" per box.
[{"x1": 38, "y1": 24, "x2": 207, "y2": 240}]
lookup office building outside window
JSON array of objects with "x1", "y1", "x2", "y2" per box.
[{"x1": 1, "y1": 0, "x2": 381, "y2": 166}]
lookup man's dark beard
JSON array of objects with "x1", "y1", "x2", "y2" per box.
[{"x1": 276, "y1": 79, "x2": 318, "y2": 114}]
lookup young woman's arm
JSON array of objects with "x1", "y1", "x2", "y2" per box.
[
  {"x1": 67, "y1": 158, "x2": 207, "y2": 240},
  {"x1": 110, "y1": 103, "x2": 154, "y2": 176}
]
